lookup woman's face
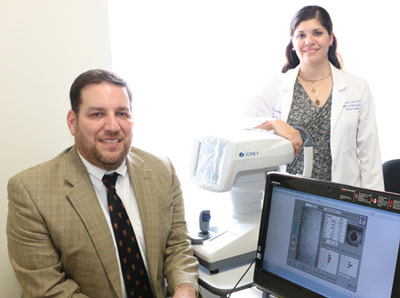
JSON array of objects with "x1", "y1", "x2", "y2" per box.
[{"x1": 292, "y1": 18, "x2": 333, "y2": 67}]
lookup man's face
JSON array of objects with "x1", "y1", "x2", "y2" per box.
[{"x1": 67, "y1": 82, "x2": 133, "y2": 171}]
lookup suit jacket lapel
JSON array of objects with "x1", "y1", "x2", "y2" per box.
[
  {"x1": 64, "y1": 147, "x2": 123, "y2": 298},
  {"x1": 126, "y1": 153, "x2": 160, "y2": 285}
]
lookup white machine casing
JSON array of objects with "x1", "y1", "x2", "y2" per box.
[
  {"x1": 191, "y1": 129, "x2": 294, "y2": 192},
  {"x1": 190, "y1": 129, "x2": 296, "y2": 271}
]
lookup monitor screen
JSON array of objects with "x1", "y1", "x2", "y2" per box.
[{"x1": 254, "y1": 173, "x2": 400, "y2": 298}]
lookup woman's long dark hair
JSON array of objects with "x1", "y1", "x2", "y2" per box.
[{"x1": 282, "y1": 6, "x2": 341, "y2": 73}]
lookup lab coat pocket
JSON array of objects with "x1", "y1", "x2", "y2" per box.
[{"x1": 338, "y1": 101, "x2": 360, "y2": 149}]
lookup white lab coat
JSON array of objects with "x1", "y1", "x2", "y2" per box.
[{"x1": 243, "y1": 63, "x2": 384, "y2": 190}]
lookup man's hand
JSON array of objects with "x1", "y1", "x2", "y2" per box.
[{"x1": 173, "y1": 284, "x2": 197, "y2": 298}]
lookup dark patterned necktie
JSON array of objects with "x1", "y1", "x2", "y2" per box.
[{"x1": 102, "y1": 173, "x2": 153, "y2": 298}]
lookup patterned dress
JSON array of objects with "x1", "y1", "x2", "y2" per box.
[{"x1": 286, "y1": 79, "x2": 332, "y2": 181}]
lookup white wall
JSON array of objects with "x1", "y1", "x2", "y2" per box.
[
  {"x1": 108, "y1": 0, "x2": 400, "y2": 222},
  {"x1": 110, "y1": 0, "x2": 400, "y2": 164},
  {"x1": 329, "y1": 1, "x2": 400, "y2": 162},
  {"x1": 0, "y1": 0, "x2": 112, "y2": 296}
]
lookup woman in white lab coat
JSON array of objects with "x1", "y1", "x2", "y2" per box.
[{"x1": 244, "y1": 5, "x2": 384, "y2": 190}]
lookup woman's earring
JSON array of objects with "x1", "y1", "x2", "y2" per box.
[{"x1": 292, "y1": 47, "x2": 295, "y2": 51}]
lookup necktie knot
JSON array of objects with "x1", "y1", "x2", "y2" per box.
[{"x1": 102, "y1": 172, "x2": 119, "y2": 189}]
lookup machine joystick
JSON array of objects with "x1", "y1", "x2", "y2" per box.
[{"x1": 198, "y1": 210, "x2": 211, "y2": 239}]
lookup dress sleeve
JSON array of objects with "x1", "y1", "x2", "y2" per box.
[
  {"x1": 241, "y1": 75, "x2": 282, "y2": 128},
  {"x1": 356, "y1": 82, "x2": 384, "y2": 190}
]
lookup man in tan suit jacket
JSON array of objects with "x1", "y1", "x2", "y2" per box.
[{"x1": 7, "y1": 69, "x2": 200, "y2": 298}]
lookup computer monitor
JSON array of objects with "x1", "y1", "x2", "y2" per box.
[{"x1": 254, "y1": 172, "x2": 400, "y2": 298}]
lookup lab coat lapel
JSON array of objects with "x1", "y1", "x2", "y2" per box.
[
  {"x1": 330, "y1": 65, "x2": 347, "y2": 137},
  {"x1": 281, "y1": 66, "x2": 300, "y2": 121},
  {"x1": 126, "y1": 153, "x2": 160, "y2": 284},
  {"x1": 64, "y1": 147, "x2": 123, "y2": 298}
]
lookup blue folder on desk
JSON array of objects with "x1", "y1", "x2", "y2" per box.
[{"x1": 254, "y1": 172, "x2": 400, "y2": 298}]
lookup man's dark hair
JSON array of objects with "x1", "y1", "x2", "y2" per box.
[{"x1": 69, "y1": 69, "x2": 132, "y2": 114}]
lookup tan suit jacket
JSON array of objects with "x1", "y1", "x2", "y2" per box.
[{"x1": 7, "y1": 146, "x2": 200, "y2": 298}]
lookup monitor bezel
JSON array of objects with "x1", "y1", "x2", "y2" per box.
[{"x1": 254, "y1": 172, "x2": 400, "y2": 298}]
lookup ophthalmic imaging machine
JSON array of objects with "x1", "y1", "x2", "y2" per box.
[{"x1": 189, "y1": 128, "x2": 312, "y2": 273}]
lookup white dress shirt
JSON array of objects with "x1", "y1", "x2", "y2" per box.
[{"x1": 78, "y1": 153, "x2": 154, "y2": 298}]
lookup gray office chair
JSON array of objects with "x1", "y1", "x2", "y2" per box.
[{"x1": 382, "y1": 159, "x2": 400, "y2": 194}]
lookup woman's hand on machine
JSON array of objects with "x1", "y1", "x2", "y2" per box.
[{"x1": 256, "y1": 119, "x2": 303, "y2": 155}]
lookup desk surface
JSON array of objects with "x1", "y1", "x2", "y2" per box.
[
  {"x1": 230, "y1": 287, "x2": 263, "y2": 297},
  {"x1": 198, "y1": 262, "x2": 255, "y2": 296}
]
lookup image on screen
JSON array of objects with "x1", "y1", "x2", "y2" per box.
[{"x1": 287, "y1": 199, "x2": 367, "y2": 293}]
